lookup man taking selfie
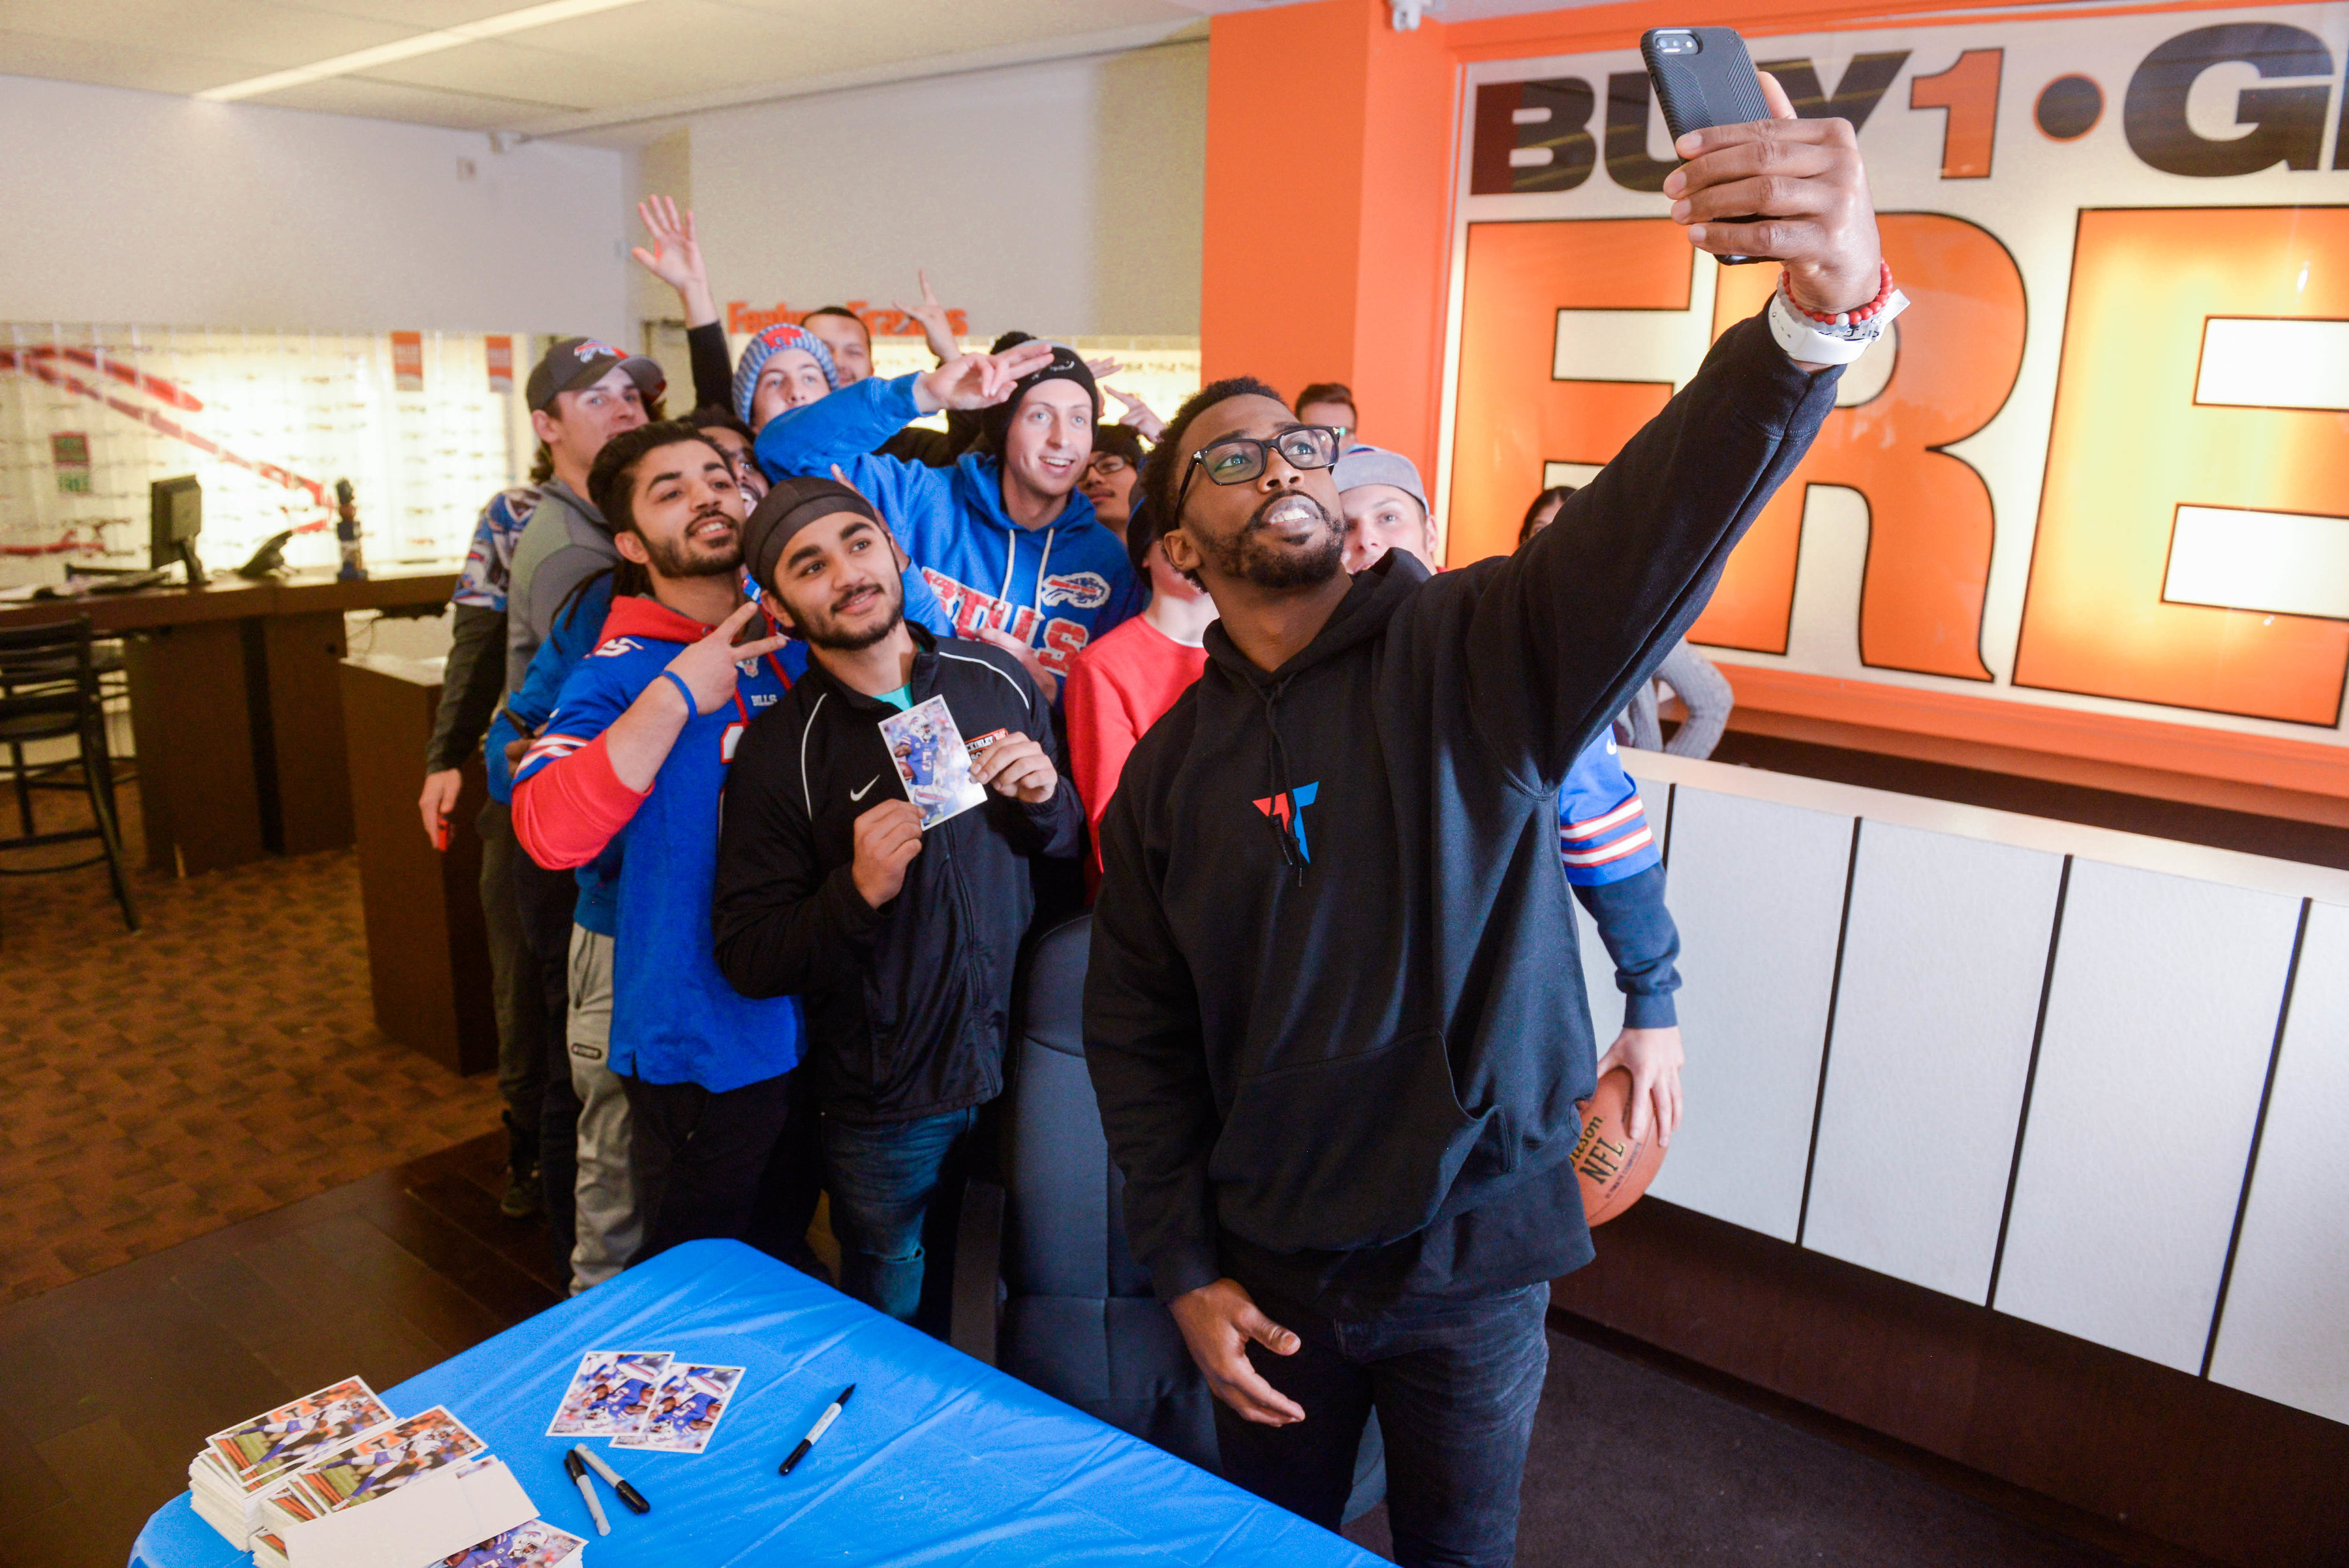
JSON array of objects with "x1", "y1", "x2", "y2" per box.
[{"x1": 1084, "y1": 80, "x2": 1890, "y2": 1567}]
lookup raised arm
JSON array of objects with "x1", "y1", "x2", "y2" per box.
[{"x1": 1460, "y1": 81, "x2": 1880, "y2": 787}]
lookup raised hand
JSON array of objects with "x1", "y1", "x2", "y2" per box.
[
  {"x1": 631, "y1": 195, "x2": 717, "y2": 328},
  {"x1": 850, "y1": 798, "x2": 925, "y2": 908},
  {"x1": 1661, "y1": 69, "x2": 1883, "y2": 316},
  {"x1": 914, "y1": 340, "x2": 1057, "y2": 414},
  {"x1": 894, "y1": 268, "x2": 962, "y2": 365},
  {"x1": 1083, "y1": 356, "x2": 1124, "y2": 382},
  {"x1": 1105, "y1": 384, "x2": 1165, "y2": 442},
  {"x1": 661, "y1": 600, "x2": 790, "y2": 715}
]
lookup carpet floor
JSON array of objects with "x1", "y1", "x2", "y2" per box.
[{"x1": 0, "y1": 775, "x2": 502, "y2": 1304}]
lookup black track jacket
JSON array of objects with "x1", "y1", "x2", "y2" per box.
[
  {"x1": 1084, "y1": 315, "x2": 1840, "y2": 1312},
  {"x1": 713, "y1": 626, "x2": 1083, "y2": 1124}
]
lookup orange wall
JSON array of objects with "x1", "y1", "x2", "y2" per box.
[{"x1": 1200, "y1": 0, "x2": 1453, "y2": 478}]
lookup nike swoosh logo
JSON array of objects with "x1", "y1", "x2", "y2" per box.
[{"x1": 850, "y1": 775, "x2": 881, "y2": 801}]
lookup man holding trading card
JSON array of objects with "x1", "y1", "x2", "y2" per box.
[
  {"x1": 1084, "y1": 75, "x2": 1887, "y2": 1567},
  {"x1": 713, "y1": 476, "x2": 1083, "y2": 1332}
]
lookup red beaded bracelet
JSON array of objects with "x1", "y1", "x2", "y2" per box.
[{"x1": 1779, "y1": 260, "x2": 1896, "y2": 328}]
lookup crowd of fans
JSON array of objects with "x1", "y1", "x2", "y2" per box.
[{"x1": 415, "y1": 195, "x2": 1730, "y2": 1321}]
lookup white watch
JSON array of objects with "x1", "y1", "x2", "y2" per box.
[{"x1": 1767, "y1": 284, "x2": 1909, "y2": 365}]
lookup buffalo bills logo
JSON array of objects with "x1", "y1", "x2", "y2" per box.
[
  {"x1": 575, "y1": 339, "x2": 624, "y2": 361},
  {"x1": 589, "y1": 636, "x2": 644, "y2": 658},
  {"x1": 1039, "y1": 571, "x2": 1111, "y2": 610}
]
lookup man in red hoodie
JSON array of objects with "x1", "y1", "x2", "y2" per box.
[{"x1": 1062, "y1": 503, "x2": 1219, "y2": 882}]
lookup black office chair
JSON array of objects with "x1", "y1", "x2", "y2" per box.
[
  {"x1": 0, "y1": 616, "x2": 138, "y2": 930},
  {"x1": 954, "y1": 915, "x2": 1383, "y2": 1518}
]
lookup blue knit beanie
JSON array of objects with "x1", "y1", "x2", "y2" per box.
[{"x1": 733, "y1": 323, "x2": 842, "y2": 428}]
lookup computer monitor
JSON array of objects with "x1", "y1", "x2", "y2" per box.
[{"x1": 149, "y1": 475, "x2": 205, "y2": 583}]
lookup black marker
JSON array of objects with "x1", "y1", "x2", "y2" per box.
[
  {"x1": 574, "y1": 1443, "x2": 649, "y2": 1514},
  {"x1": 778, "y1": 1385, "x2": 855, "y2": 1476}
]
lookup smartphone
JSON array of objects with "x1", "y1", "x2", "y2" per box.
[{"x1": 1641, "y1": 27, "x2": 1773, "y2": 264}]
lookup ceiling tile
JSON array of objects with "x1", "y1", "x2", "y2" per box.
[
  {"x1": 0, "y1": 27, "x2": 263, "y2": 92},
  {"x1": 5, "y1": 0, "x2": 416, "y2": 76},
  {"x1": 254, "y1": 70, "x2": 585, "y2": 126},
  {"x1": 345, "y1": 29, "x2": 710, "y2": 108}
]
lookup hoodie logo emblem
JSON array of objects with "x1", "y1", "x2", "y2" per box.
[
  {"x1": 1039, "y1": 570, "x2": 1110, "y2": 609},
  {"x1": 589, "y1": 636, "x2": 643, "y2": 659},
  {"x1": 850, "y1": 775, "x2": 881, "y2": 801},
  {"x1": 1253, "y1": 782, "x2": 1320, "y2": 863}
]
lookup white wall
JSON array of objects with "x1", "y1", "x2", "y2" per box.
[
  {"x1": 0, "y1": 73, "x2": 628, "y2": 339},
  {"x1": 682, "y1": 38, "x2": 1206, "y2": 341}
]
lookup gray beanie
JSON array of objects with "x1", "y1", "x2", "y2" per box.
[{"x1": 1332, "y1": 443, "x2": 1428, "y2": 517}]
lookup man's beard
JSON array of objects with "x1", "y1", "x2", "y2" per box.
[
  {"x1": 799, "y1": 578, "x2": 905, "y2": 652},
  {"x1": 644, "y1": 509, "x2": 743, "y2": 580},
  {"x1": 1202, "y1": 491, "x2": 1344, "y2": 590}
]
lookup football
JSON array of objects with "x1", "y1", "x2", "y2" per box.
[{"x1": 1571, "y1": 1068, "x2": 1666, "y2": 1226}]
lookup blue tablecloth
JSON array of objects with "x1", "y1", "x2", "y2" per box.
[{"x1": 130, "y1": 1239, "x2": 1375, "y2": 1567}]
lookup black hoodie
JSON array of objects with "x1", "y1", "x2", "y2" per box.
[{"x1": 1083, "y1": 314, "x2": 1839, "y2": 1314}]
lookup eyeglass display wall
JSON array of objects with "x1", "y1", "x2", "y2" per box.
[{"x1": 0, "y1": 325, "x2": 527, "y2": 585}]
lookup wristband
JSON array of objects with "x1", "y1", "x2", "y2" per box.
[
  {"x1": 1767, "y1": 279, "x2": 1908, "y2": 366},
  {"x1": 657, "y1": 669, "x2": 698, "y2": 716}
]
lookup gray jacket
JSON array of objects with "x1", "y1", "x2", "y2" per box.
[
  {"x1": 1617, "y1": 638, "x2": 1734, "y2": 759},
  {"x1": 504, "y1": 478, "x2": 616, "y2": 694}
]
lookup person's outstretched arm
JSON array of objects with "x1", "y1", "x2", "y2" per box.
[
  {"x1": 1460, "y1": 81, "x2": 1878, "y2": 789},
  {"x1": 1657, "y1": 639, "x2": 1733, "y2": 759}
]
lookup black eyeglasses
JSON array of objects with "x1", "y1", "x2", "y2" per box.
[{"x1": 1172, "y1": 425, "x2": 1344, "y2": 523}]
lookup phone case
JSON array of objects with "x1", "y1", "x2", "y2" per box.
[
  {"x1": 1640, "y1": 28, "x2": 1771, "y2": 141},
  {"x1": 1640, "y1": 27, "x2": 1772, "y2": 264}
]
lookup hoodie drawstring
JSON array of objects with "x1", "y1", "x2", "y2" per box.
[
  {"x1": 1034, "y1": 526, "x2": 1056, "y2": 618},
  {"x1": 1255, "y1": 676, "x2": 1307, "y2": 888}
]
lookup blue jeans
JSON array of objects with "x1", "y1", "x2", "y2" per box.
[
  {"x1": 820, "y1": 1107, "x2": 978, "y2": 1330},
  {"x1": 1214, "y1": 1281, "x2": 1551, "y2": 1568}
]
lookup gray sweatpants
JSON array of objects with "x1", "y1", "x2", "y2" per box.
[{"x1": 566, "y1": 924, "x2": 642, "y2": 1292}]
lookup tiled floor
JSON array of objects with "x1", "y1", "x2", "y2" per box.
[{"x1": 0, "y1": 779, "x2": 503, "y2": 1303}]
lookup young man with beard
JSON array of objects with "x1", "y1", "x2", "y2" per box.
[
  {"x1": 512, "y1": 422, "x2": 808, "y2": 1256},
  {"x1": 711, "y1": 477, "x2": 1083, "y2": 1329},
  {"x1": 755, "y1": 337, "x2": 1134, "y2": 703},
  {"x1": 1083, "y1": 87, "x2": 1886, "y2": 1566}
]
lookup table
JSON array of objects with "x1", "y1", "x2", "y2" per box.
[
  {"x1": 0, "y1": 570, "x2": 453, "y2": 874},
  {"x1": 131, "y1": 1240, "x2": 1375, "y2": 1567},
  {"x1": 341, "y1": 654, "x2": 498, "y2": 1075}
]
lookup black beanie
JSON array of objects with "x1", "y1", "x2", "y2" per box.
[
  {"x1": 740, "y1": 476, "x2": 877, "y2": 599},
  {"x1": 980, "y1": 339, "x2": 1099, "y2": 453}
]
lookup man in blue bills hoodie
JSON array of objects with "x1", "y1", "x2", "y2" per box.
[
  {"x1": 1084, "y1": 86, "x2": 1887, "y2": 1568},
  {"x1": 755, "y1": 337, "x2": 1137, "y2": 701}
]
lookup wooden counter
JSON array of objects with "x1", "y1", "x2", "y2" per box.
[
  {"x1": 339, "y1": 653, "x2": 497, "y2": 1076},
  {"x1": 1, "y1": 570, "x2": 457, "y2": 874}
]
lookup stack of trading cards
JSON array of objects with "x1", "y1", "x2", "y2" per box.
[
  {"x1": 550, "y1": 1350, "x2": 745, "y2": 1454},
  {"x1": 249, "y1": 1406, "x2": 491, "y2": 1564},
  {"x1": 187, "y1": 1376, "x2": 393, "y2": 1548}
]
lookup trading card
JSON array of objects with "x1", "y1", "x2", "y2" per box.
[
  {"x1": 290, "y1": 1404, "x2": 486, "y2": 1514},
  {"x1": 878, "y1": 695, "x2": 987, "y2": 830},
  {"x1": 964, "y1": 727, "x2": 1009, "y2": 756},
  {"x1": 438, "y1": 1518, "x2": 588, "y2": 1568},
  {"x1": 611, "y1": 1363, "x2": 745, "y2": 1455},
  {"x1": 205, "y1": 1377, "x2": 393, "y2": 1490},
  {"x1": 546, "y1": 1349, "x2": 671, "y2": 1438}
]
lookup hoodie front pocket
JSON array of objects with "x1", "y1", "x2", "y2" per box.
[{"x1": 1209, "y1": 1029, "x2": 1485, "y2": 1253}]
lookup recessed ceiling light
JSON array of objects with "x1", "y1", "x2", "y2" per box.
[{"x1": 196, "y1": 0, "x2": 654, "y2": 103}]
